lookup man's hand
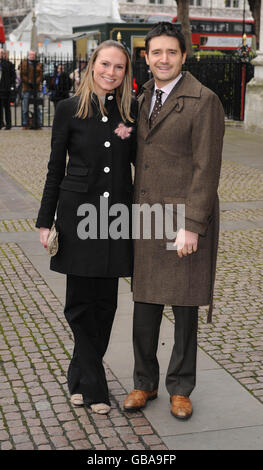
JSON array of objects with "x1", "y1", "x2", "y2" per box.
[
  {"x1": 40, "y1": 227, "x2": 50, "y2": 250},
  {"x1": 173, "y1": 228, "x2": 198, "y2": 258}
]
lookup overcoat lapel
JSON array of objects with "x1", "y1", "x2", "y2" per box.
[
  {"x1": 137, "y1": 85, "x2": 153, "y2": 140},
  {"x1": 139, "y1": 72, "x2": 202, "y2": 138}
]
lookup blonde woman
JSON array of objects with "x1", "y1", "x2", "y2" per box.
[{"x1": 36, "y1": 41, "x2": 137, "y2": 414}]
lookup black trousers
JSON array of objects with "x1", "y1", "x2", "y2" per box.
[
  {"x1": 133, "y1": 302, "x2": 198, "y2": 397},
  {"x1": 64, "y1": 275, "x2": 119, "y2": 406},
  {"x1": 0, "y1": 97, "x2": 11, "y2": 128}
]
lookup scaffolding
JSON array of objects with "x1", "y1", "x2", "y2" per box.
[{"x1": 0, "y1": 0, "x2": 33, "y2": 36}]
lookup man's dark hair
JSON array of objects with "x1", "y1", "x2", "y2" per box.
[{"x1": 145, "y1": 22, "x2": 186, "y2": 56}]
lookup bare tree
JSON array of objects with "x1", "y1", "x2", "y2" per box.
[
  {"x1": 175, "y1": 0, "x2": 193, "y2": 56},
  {"x1": 247, "y1": 0, "x2": 261, "y2": 48}
]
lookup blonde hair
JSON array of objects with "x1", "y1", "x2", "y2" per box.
[{"x1": 74, "y1": 40, "x2": 134, "y2": 122}]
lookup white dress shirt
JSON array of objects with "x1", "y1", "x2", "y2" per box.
[{"x1": 149, "y1": 73, "x2": 183, "y2": 117}]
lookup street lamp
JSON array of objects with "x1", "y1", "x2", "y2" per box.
[
  {"x1": 242, "y1": 0, "x2": 246, "y2": 36},
  {"x1": 30, "y1": 9, "x2": 38, "y2": 52}
]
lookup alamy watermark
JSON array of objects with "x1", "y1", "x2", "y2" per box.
[{"x1": 76, "y1": 197, "x2": 185, "y2": 251}]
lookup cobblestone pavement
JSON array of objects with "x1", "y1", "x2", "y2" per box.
[
  {"x1": 0, "y1": 127, "x2": 263, "y2": 450},
  {"x1": 0, "y1": 129, "x2": 168, "y2": 451},
  {"x1": 0, "y1": 242, "x2": 167, "y2": 451},
  {"x1": 165, "y1": 228, "x2": 263, "y2": 403}
]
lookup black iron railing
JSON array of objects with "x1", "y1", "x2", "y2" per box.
[{"x1": 0, "y1": 54, "x2": 255, "y2": 128}]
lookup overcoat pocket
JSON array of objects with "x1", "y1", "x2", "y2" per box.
[{"x1": 59, "y1": 167, "x2": 89, "y2": 192}]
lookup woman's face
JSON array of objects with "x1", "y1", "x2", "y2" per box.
[{"x1": 92, "y1": 47, "x2": 127, "y2": 97}]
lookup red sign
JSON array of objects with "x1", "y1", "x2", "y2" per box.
[{"x1": 0, "y1": 16, "x2": 6, "y2": 44}]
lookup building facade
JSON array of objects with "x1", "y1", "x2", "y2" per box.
[{"x1": 119, "y1": 0, "x2": 252, "y2": 20}]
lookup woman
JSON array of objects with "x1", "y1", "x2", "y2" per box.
[{"x1": 36, "y1": 40, "x2": 137, "y2": 414}]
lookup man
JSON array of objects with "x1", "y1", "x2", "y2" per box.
[
  {"x1": 20, "y1": 50, "x2": 43, "y2": 129},
  {"x1": 124, "y1": 23, "x2": 225, "y2": 420},
  {"x1": 0, "y1": 49, "x2": 16, "y2": 130}
]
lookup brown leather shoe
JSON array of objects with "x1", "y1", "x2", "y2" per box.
[
  {"x1": 124, "y1": 389, "x2": 158, "y2": 411},
  {"x1": 170, "y1": 395, "x2": 193, "y2": 420}
]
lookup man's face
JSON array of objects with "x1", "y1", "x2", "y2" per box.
[
  {"x1": 146, "y1": 35, "x2": 186, "y2": 88},
  {"x1": 28, "y1": 51, "x2": 36, "y2": 61}
]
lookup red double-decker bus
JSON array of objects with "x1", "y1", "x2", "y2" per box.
[
  {"x1": 145, "y1": 14, "x2": 256, "y2": 52},
  {"x1": 171, "y1": 16, "x2": 256, "y2": 52},
  {"x1": 0, "y1": 16, "x2": 6, "y2": 45}
]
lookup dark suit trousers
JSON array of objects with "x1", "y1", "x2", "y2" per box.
[
  {"x1": 64, "y1": 275, "x2": 119, "y2": 406},
  {"x1": 133, "y1": 302, "x2": 198, "y2": 397}
]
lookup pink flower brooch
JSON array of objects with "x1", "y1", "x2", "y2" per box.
[{"x1": 114, "y1": 123, "x2": 133, "y2": 140}]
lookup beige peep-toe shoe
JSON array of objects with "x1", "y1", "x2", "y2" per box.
[
  {"x1": 90, "y1": 403, "x2": 111, "y2": 414},
  {"x1": 70, "y1": 394, "x2": 84, "y2": 406}
]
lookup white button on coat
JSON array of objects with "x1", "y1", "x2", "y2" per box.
[
  {"x1": 103, "y1": 192, "x2": 110, "y2": 198},
  {"x1": 104, "y1": 167, "x2": 110, "y2": 173},
  {"x1": 102, "y1": 116, "x2": 108, "y2": 122},
  {"x1": 104, "y1": 141, "x2": 111, "y2": 148},
  {"x1": 107, "y1": 95, "x2": 113, "y2": 101}
]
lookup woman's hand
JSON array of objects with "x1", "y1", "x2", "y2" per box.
[{"x1": 40, "y1": 227, "x2": 50, "y2": 249}]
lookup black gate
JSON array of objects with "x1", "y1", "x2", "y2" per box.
[
  {"x1": 4, "y1": 54, "x2": 254, "y2": 127},
  {"x1": 7, "y1": 55, "x2": 85, "y2": 129},
  {"x1": 182, "y1": 56, "x2": 254, "y2": 121},
  {"x1": 133, "y1": 55, "x2": 254, "y2": 121}
]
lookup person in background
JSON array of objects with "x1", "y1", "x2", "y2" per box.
[
  {"x1": 132, "y1": 48, "x2": 151, "y2": 95},
  {"x1": 48, "y1": 64, "x2": 72, "y2": 110},
  {"x1": 20, "y1": 50, "x2": 43, "y2": 129},
  {"x1": 0, "y1": 49, "x2": 16, "y2": 130},
  {"x1": 69, "y1": 59, "x2": 87, "y2": 91}
]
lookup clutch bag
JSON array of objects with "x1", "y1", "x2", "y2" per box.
[{"x1": 47, "y1": 224, "x2": 59, "y2": 257}]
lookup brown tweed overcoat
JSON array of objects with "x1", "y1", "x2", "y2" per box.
[{"x1": 132, "y1": 71, "x2": 225, "y2": 322}]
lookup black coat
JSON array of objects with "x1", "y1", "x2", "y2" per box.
[
  {"x1": 0, "y1": 59, "x2": 16, "y2": 98},
  {"x1": 48, "y1": 72, "x2": 72, "y2": 102},
  {"x1": 36, "y1": 94, "x2": 137, "y2": 277}
]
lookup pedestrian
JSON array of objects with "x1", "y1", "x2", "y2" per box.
[
  {"x1": 69, "y1": 58, "x2": 87, "y2": 90},
  {"x1": 133, "y1": 48, "x2": 150, "y2": 95},
  {"x1": 0, "y1": 49, "x2": 16, "y2": 130},
  {"x1": 20, "y1": 50, "x2": 43, "y2": 129},
  {"x1": 48, "y1": 64, "x2": 72, "y2": 110},
  {"x1": 124, "y1": 22, "x2": 225, "y2": 420},
  {"x1": 36, "y1": 40, "x2": 137, "y2": 414}
]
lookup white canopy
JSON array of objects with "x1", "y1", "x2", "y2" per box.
[{"x1": 9, "y1": 0, "x2": 122, "y2": 43}]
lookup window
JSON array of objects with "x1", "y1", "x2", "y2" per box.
[
  {"x1": 214, "y1": 22, "x2": 230, "y2": 33},
  {"x1": 245, "y1": 23, "x2": 252, "y2": 33},
  {"x1": 149, "y1": 0, "x2": 164, "y2": 4},
  {"x1": 225, "y1": 0, "x2": 239, "y2": 6},
  {"x1": 198, "y1": 21, "x2": 213, "y2": 32},
  {"x1": 233, "y1": 23, "x2": 243, "y2": 33},
  {"x1": 232, "y1": 22, "x2": 252, "y2": 33},
  {"x1": 190, "y1": 0, "x2": 202, "y2": 4}
]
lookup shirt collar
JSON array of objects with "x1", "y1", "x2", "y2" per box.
[{"x1": 154, "y1": 73, "x2": 183, "y2": 97}]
